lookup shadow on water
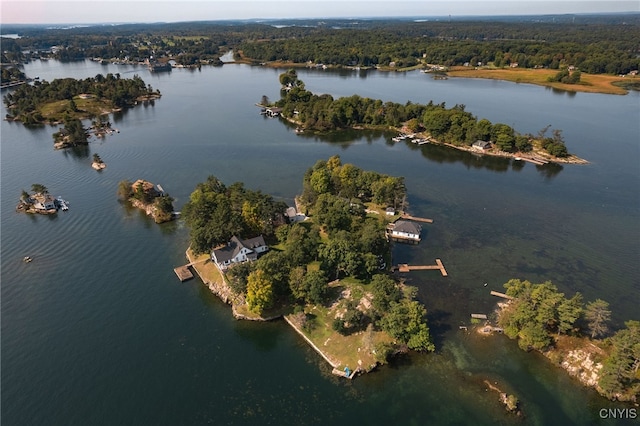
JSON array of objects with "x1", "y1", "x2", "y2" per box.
[
  {"x1": 426, "y1": 308, "x2": 453, "y2": 350},
  {"x1": 61, "y1": 144, "x2": 90, "y2": 159},
  {"x1": 232, "y1": 318, "x2": 283, "y2": 352},
  {"x1": 536, "y1": 162, "x2": 563, "y2": 180}
]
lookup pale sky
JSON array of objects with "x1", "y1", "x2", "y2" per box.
[{"x1": 1, "y1": 1, "x2": 638, "y2": 25}]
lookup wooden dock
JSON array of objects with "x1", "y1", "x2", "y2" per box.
[
  {"x1": 471, "y1": 314, "x2": 488, "y2": 320},
  {"x1": 395, "y1": 259, "x2": 448, "y2": 277},
  {"x1": 331, "y1": 368, "x2": 358, "y2": 379},
  {"x1": 490, "y1": 291, "x2": 513, "y2": 300},
  {"x1": 400, "y1": 213, "x2": 433, "y2": 223},
  {"x1": 174, "y1": 265, "x2": 194, "y2": 281},
  {"x1": 173, "y1": 258, "x2": 209, "y2": 282}
]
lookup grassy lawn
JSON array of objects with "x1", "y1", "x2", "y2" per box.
[
  {"x1": 287, "y1": 277, "x2": 395, "y2": 372},
  {"x1": 38, "y1": 97, "x2": 115, "y2": 122},
  {"x1": 447, "y1": 67, "x2": 630, "y2": 95},
  {"x1": 186, "y1": 248, "x2": 223, "y2": 285}
]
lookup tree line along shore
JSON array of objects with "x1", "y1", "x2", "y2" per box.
[
  {"x1": 270, "y1": 70, "x2": 586, "y2": 164},
  {"x1": 2, "y1": 16, "x2": 638, "y2": 95}
]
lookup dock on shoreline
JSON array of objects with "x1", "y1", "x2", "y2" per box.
[{"x1": 394, "y1": 259, "x2": 448, "y2": 276}]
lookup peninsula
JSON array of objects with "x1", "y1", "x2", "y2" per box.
[
  {"x1": 484, "y1": 279, "x2": 639, "y2": 402},
  {"x1": 271, "y1": 70, "x2": 587, "y2": 165},
  {"x1": 181, "y1": 157, "x2": 436, "y2": 377}
]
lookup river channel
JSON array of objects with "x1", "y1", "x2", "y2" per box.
[{"x1": 1, "y1": 59, "x2": 638, "y2": 425}]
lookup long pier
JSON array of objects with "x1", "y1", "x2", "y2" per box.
[
  {"x1": 490, "y1": 290, "x2": 513, "y2": 300},
  {"x1": 395, "y1": 259, "x2": 448, "y2": 277},
  {"x1": 400, "y1": 213, "x2": 433, "y2": 223}
]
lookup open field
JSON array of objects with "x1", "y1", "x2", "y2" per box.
[{"x1": 447, "y1": 67, "x2": 633, "y2": 95}]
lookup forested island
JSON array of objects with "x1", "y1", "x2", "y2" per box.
[
  {"x1": 182, "y1": 156, "x2": 434, "y2": 376},
  {"x1": 118, "y1": 179, "x2": 175, "y2": 223},
  {"x1": 3, "y1": 74, "x2": 160, "y2": 125},
  {"x1": 272, "y1": 70, "x2": 584, "y2": 163},
  {"x1": 495, "y1": 279, "x2": 639, "y2": 402}
]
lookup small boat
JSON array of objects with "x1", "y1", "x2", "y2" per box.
[{"x1": 23, "y1": 256, "x2": 32, "y2": 263}]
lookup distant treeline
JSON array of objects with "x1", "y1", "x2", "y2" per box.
[
  {"x1": 275, "y1": 70, "x2": 568, "y2": 157},
  {"x1": 1, "y1": 17, "x2": 639, "y2": 74}
]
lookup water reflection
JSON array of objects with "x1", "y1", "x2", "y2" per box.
[{"x1": 61, "y1": 144, "x2": 90, "y2": 159}]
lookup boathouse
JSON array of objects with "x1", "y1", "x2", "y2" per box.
[
  {"x1": 472, "y1": 140, "x2": 492, "y2": 151},
  {"x1": 211, "y1": 235, "x2": 269, "y2": 270},
  {"x1": 265, "y1": 107, "x2": 283, "y2": 117},
  {"x1": 389, "y1": 220, "x2": 421, "y2": 243}
]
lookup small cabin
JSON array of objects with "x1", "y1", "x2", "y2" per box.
[
  {"x1": 472, "y1": 140, "x2": 492, "y2": 151},
  {"x1": 385, "y1": 207, "x2": 396, "y2": 216}
]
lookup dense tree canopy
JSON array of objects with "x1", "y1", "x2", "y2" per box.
[
  {"x1": 181, "y1": 176, "x2": 287, "y2": 253},
  {"x1": 5, "y1": 17, "x2": 638, "y2": 74},
  {"x1": 276, "y1": 73, "x2": 568, "y2": 157},
  {"x1": 3, "y1": 73, "x2": 159, "y2": 124}
]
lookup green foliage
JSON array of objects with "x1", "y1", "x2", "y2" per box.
[
  {"x1": 4, "y1": 74, "x2": 158, "y2": 123},
  {"x1": 182, "y1": 175, "x2": 286, "y2": 254},
  {"x1": 117, "y1": 180, "x2": 133, "y2": 200},
  {"x1": 370, "y1": 274, "x2": 401, "y2": 316},
  {"x1": 598, "y1": 320, "x2": 640, "y2": 400},
  {"x1": 227, "y1": 262, "x2": 253, "y2": 295},
  {"x1": 282, "y1": 223, "x2": 320, "y2": 266},
  {"x1": 53, "y1": 117, "x2": 88, "y2": 146},
  {"x1": 30, "y1": 183, "x2": 48, "y2": 194},
  {"x1": 301, "y1": 155, "x2": 405, "y2": 209},
  {"x1": 548, "y1": 68, "x2": 582, "y2": 84},
  {"x1": 277, "y1": 75, "x2": 561, "y2": 154},
  {"x1": 246, "y1": 269, "x2": 275, "y2": 314},
  {"x1": 499, "y1": 279, "x2": 583, "y2": 351},
  {"x1": 154, "y1": 194, "x2": 175, "y2": 214},
  {"x1": 585, "y1": 299, "x2": 612, "y2": 339},
  {"x1": 378, "y1": 300, "x2": 435, "y2": 352}
]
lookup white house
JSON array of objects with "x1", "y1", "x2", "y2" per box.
[
  {"x1": 33, "y1": 194, "x2": 57, "y2": 211},
  {"x1": 211, "y1": 235, "x2": 269, "y2": 270},
  {"x1": 385, "y1": 207, "x2": 396, "y2": 216},
  {"x1": 389, "y1": 220, "x2": 421, "y2": 243}
]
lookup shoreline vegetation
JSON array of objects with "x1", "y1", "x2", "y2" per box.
[
  {"x1": 117, "y1": 179, "x2": 175, "y2": 223},
  {"x1": 3, "y1": 74, "x2": 161, "y2": 126},
  {"x1": 181, "y1": 158, "x2": 436, "y2": 378},
  {"x1": 245, "y1": 57, "x2": 635, "y2": 96},
  {"x1": 270, "y1": 70, "x2": 587, "y2": 165},
  {"x1": 15, "y1": 184, "x2": 63, "y2": 215},
  {"x1": 483, "y1": 279, "x2": 639, "y2": 402}
]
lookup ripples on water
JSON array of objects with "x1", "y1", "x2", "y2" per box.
[{"x1": 2, "y1": 60, "x2": 638, "y2": 426}]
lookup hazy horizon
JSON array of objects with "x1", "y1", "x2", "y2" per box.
[{"x1": 1, "y1": 1, "x2": 638, "y2": 25}]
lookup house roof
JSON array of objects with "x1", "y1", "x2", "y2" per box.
[
  {"x1": 131, "y1": 179, "x2": 157, "y2": 193},
  {"x1": 212, "y1": 235, "x2": 266, "y2": 263},
  {"x1": 393, "y1": 220, "x2": 422, "y2": 235},
  {"x1": 286, "y1": 206, "x2": 298, "y2": 218},
  {"x1": 473, "y1": 140, "x2": 492, "y2": 149},
  {"x1": 385, "y1": 207, "x2": 395, "y2": 213}
]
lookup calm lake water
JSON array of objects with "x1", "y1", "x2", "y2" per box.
[{"x1": 1, "y1": 60, "x2": 639, "y2": 426}]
